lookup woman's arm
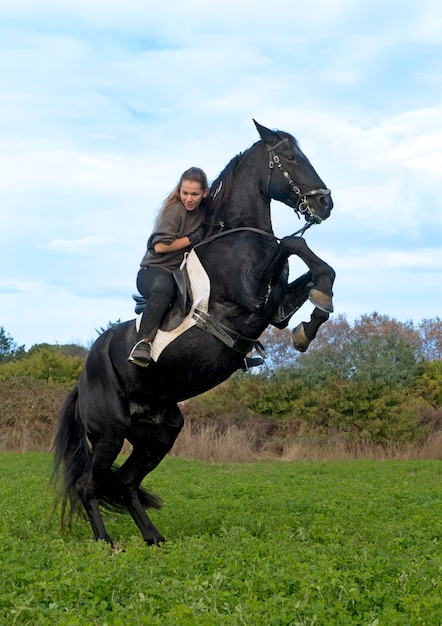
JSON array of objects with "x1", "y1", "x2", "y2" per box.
[{"x1": 153, "y1": 236, "x2": 191, "y2": 253}]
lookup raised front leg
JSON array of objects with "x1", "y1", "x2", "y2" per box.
[
  {"x1": 271, "y1": 272, "x2": 313, "y2": 328},
  {"x1": 291, "y1": 307, "x2": 330, "y2": 352},
  {"x1": 280, "y1": 236, "x2": 335, "y2": 313},
  {"x1": 271, "y1": 271, "x2": 331, "y2": 353},
  {"x1": 243, "y1": 236, "x2": 335, "y2": 316}
]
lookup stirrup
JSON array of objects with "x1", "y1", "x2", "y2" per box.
[
  {"x1": 127, "y1": 340, "x2": 152, "y2": 368},
  {"x1": 241, "y1": 356, "x2": 264, "y2": 371}
]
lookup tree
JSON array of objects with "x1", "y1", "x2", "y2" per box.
[
  {"x1": 296, "y1": 313, "x2": 419, "y2": 384},
  {"x1": 418, "y1": 317, "x2": 442, "y2": 361},
  {"x1": 27, "y1": 343, "x2": 88, "y2": 359},
  {"x1": 412, "y1": 360, "x2": 442, "y2": 407},
  {"x1": 95, "y1": 319, "x2": 122, "y2": 336},
  {"x1": 258, "y1": 326, "x2": 297, "y2": 370},
  {"x1": 0, "y1": 327, "x2": 25, "y2": 363}
]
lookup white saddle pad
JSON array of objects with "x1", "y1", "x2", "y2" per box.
[{"x1": 146, "y1": 249, "x2": 210, "y2": 361}]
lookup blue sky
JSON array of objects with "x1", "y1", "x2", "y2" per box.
[{"x1": 1, "y1": 0, "x2": 441, "y2": 348}]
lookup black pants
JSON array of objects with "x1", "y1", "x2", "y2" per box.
[
  {"x1": 137, "y1": 266, "x2": 175, "y2": 301},
  {"x1": 135, "y1": 266, "x2": 176, "y2": 340}
]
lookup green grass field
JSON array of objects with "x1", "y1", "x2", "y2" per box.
[{"x1": 0, "y1": 453, "x2": 441, "y2": 625}]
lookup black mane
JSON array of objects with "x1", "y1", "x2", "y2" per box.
[
  {"x1": 208, "y1": 130, "x2": 300, "y2": 215},
  {"x1": 209, "y1": 143, "x2": 259, "y2": 213}
]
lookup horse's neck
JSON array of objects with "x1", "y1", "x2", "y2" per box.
[{"x1": 211, "y1": 152, "x2": 273, "y2": 232}]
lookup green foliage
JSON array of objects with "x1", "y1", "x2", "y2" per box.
[
  {"x1": 27, "y1": 343, "x2": 88, "y2": 359},
  {"x1": 0, "y1": 326, "x2": 25, "y2": 363},
  {"x1": 0, "y1": 344, "x2": 84, "y2": 384},
  {"x1": 201, "y1": 371, "x2": 308, "y2": 417},
  {"x1": 0, "y1": 313, "x2": 441, "y2": 451},
  {"x1": 412, "y1": 360, "x2": 442, "y2": 407},
  {"x1": 296, "y1": 320, "x2": 417, "y2": 389},
  {"x1": 1, "y1": 454, "x2": 441, "y2": 624},
  {"x1": 195, "y1": 313, "x2": 442, "y2": 446},
  {"x1": 323, "y1": 382, "x2": 426, "y2": 444}
]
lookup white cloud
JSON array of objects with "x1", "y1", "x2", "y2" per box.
[
  {"x1": 330, "y1": 248, "x2": 441, "y2": 272},
  {"x1": 43, "y1": 236, "x2": 111, "y2": 253},
  {"x1": 1, "y1": 0, "x2": 442, "y2": 346}
]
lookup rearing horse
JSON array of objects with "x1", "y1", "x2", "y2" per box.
[{"x1": 52, "y1": 121, "x2": 335, "y2": 546}]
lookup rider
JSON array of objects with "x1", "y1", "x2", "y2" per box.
[{"x1": 128, "y1": 167, "x2": 210, "y2": 367}]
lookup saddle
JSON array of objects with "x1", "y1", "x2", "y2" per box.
[
  {"x1": 133, "y1": 267, "x2": 192, "y2": 332},
  {"x1": 132, "y1": 250, "x2": 265, "y2": 367}
]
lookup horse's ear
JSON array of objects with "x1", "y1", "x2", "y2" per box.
[{"x1": 253, "y1": 120, "x2": 278, "y2": 145}]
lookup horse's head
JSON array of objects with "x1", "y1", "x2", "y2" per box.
[{"x1": 254, "y1": 120, "x2": 333, "y2": 224}]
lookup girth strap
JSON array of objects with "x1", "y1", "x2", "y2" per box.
[{"x1": 192, "y1": 308, "x2": 265, "y2": 356}]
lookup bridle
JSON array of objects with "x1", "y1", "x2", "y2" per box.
[
  {"x1": 201, "y1": 135, "x2": 333, "y2": 243},
  {"x1": 265, "y1": 139, "x2": 331, "y2": 223}
]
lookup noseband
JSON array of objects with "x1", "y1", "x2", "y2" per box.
[{"x1": 265, "y1": 139, "x2": 331, "y2": 222}]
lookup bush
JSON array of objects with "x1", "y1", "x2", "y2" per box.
[
  {"x1": 0, "y1": 378, "x2": 71, "y2": 451},
  {"x1": 0, "y1": 344, "x2": 84, "y2": 384}
]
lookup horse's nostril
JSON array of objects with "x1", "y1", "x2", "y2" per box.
[{"x1": 320, "y1": 195, "x2": 333, "y2": 211}]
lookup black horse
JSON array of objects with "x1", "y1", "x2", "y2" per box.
[{"x1": 52, "y1": 121, "x2": 335, "y2": 546}]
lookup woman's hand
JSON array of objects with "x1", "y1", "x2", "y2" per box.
[{"x1": 188, "y1": 226, "x2": 205, "y2": 246}]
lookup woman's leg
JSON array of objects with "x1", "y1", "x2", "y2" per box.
[{"x1": 128, "y1": 267, "x2": 176, "y2": 367}]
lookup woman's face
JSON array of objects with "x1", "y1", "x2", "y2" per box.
[{"x1": 180, "y1": 180, "x2": 208, "y2": 212}]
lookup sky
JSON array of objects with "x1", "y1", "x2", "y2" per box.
[{"x1": 1, "y1": 0, "x2": 441, "y2": 349}]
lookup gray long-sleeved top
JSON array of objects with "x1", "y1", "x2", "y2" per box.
[{"x1": 140, "y1": 202, "x2": 205, "y2": 271}]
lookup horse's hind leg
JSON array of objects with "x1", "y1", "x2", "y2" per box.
[
  {"x1": 116, "y1": 403, "x2": 184, "y2": 545},
  {"x1": 76, "y1": 438, "x2": 123, "y2": 545}
]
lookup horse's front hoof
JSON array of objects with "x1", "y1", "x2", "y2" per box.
[
  {"x1": 308, "y1": 289, "x2": 334, "y2": 313},
  {"x1": 291, "y1": 323, "x2": 310, "y2": 353},
  {"x1": 145, "y1": 534, "x2": 166, "y2": 547}
]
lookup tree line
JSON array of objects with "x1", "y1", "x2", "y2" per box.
[
  {"x1": 0, "y1": 313, "x2": 441, "y2": 452},
  {"x1": 187, "y1": 313, "x2": 442, "y2": 450}
]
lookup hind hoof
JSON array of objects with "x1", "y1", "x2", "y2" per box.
[
  {"x1": 292, "y1": 323, "x2": 310, "y2": 353},
  {"x1": 308, "y1": 288, "x2": 334, "y2": 313}
]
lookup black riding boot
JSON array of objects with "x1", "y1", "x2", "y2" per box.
[{"x1": 128, "y1": 293, "x2": 172, "y2": 367}]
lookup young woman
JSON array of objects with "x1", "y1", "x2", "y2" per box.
[{"x1": 128, "y1": 167, "x2": 210, "y2": 367}]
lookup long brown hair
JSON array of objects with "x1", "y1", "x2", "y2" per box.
[{"x1": 158, "y1": 167, "x2": 210, "y2": 219}]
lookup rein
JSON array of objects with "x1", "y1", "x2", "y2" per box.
[
  {"x1": 194, "y1": 221, "x2": 315, "y2": 250},
  {"x1": 265, "y1": 138, "x2": 331, "y2": 222}
]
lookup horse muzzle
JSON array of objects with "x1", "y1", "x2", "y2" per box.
[{"x1": 301, "y1": 189, "x2": 333, "y2": 223}]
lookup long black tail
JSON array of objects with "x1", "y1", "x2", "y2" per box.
[{"x1": 51, "y1": 387, "x2": 90, "y2": 528}]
